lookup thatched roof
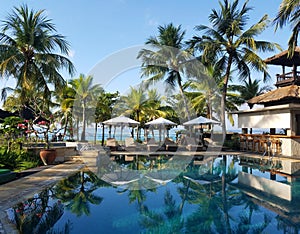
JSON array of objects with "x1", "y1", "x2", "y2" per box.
[
  {"x1": 264, "y1": 47, "x2": 300, "y2": 67},
  {"x1": 248, "y1": 85, "x2": 300, "y2": 105}
]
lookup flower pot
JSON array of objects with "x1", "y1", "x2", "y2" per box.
[{"x1": 39, "y1": 149, "x2": 57, "y2": 165}]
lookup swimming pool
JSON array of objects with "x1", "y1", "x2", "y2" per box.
[{"x1": 7, "y1": 154, "x2": 300, "y2": 233}]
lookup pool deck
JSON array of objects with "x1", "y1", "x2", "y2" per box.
[{"x1": 1, "y1": 149, "x2": 300, "y2": 233}]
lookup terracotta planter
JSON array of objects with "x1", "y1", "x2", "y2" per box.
[{"x1": 39, "y1": 149, "x2": 57, "y2": 165}]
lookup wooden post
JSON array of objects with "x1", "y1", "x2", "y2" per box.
[{"x1": 270, "y1": 128, "x2": 276, "y2": 135}]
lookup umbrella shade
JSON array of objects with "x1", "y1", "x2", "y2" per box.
[
  {"x1": 103, "y1": 115, "x2": 140, "y2": 127},
  {"x1": 145, "y1": 170, "x2": 179, "y2": 185},
  {"x1": 101, "y1": 171, "x2": 140, "y2": 186},
  {"x1": 145, "y1": 117, "x2": 176, "y2": 127},
  {"x1": 183, "y1": 116, "x2": 220, "y2": 126}
]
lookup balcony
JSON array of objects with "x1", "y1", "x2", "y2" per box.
[{"x1": 275, "y1": 71, "x2": 300, "y2": 87}]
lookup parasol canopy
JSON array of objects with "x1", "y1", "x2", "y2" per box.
[
  {"x1": 145, "y1": 117, "x2": 177, "y2": 142},
  {"x1": 145, "y1": 117, "x2": 176, "y2": 127},
  {"x1": 183, "y1": 116, "x2": 220, "y2": 126},
  {"x1": 103, "y1": 115, "x2": 140, "y2": 127},
  {"x1": 103, "y1": 115, "x2": 140, "y2": 140},
  {"x1": 101, "y1": 171, "x2": 140, "y2": 186}
]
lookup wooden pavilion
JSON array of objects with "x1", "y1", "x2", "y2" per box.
[{"x1": 234, "y1": 48, "x2": 300, "y2": 157}]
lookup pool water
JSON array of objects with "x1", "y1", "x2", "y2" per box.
[{"x1": 7, "y1": 155, "x2": 300, "y2": 234}]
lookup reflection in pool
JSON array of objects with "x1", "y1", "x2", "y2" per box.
[{"x1": 7, "y1": 154, "x2": 300, "y2": 234}]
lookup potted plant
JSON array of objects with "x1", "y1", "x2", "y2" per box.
[{"x1": 35, "y1": 116, "x2": 58, "y2": 165}]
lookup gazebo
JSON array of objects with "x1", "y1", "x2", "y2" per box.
[{"x1": 234, "y1": 48, "x2": 300, "y2": 157}]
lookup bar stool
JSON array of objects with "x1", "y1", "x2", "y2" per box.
[
  {"x1": 246, "y1": 135, "x2": 254, "y2": 151},
  {"x1": 259, "y1": 135, "x2": 268, "y2": 153},
  {"x1": 252, "y1": 136, "x2": 260, "y2": 152},
  {"x1": 239, "y1": 134, "x2": 247, "y2": 151},
  {"x1": 271, "y1": 138, "x2": 282, "y2": 156}
]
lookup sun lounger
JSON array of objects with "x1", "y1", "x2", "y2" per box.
[
  {"x1": 163, "y1": 138, "x2": 178, "y2": 152},
  {"x1": 124, "y1": 137, "x2": 140, "y2": 151},
  {"x1": 146, "y1": 138, "x2": 165, "y2": 152},
  {"x1": 181, "y1": 136, "x2": 207, "y2": 151},
  {"x1": 106, "y1": 138, "x2": 119, "y2": 151}
]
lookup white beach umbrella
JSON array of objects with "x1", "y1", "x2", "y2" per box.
[
  {"x1": 145, "y1": 117, "x2": 176, "y2": 126},
  {"x1": 145, "y1": 170, "x2": 179, "y2": 185},
  {"x1": 103, "y1": 115, "x2": 140, "y2": 140},
  {"x1": 145, "y1": 117, "x2": 177, "y2": 142},
  {"x1": 103, "y1": 115, "x2": 140, "y2": 126},
  {"x1": 183, "y1": 116, "x2": 220, "y2": 126},
  {"x1": 101, "y1": 170, "x2": 140, "y2": 186}
]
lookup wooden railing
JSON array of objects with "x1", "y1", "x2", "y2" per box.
[{"x1": 276, "y1": 71, "x2": 300, "y2": 84}]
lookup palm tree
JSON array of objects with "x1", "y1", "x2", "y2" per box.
[
  {"x1": 53, "y1": 170, "x2": 103, "y2": 217},
  {"x1": 95, "y1": 91, "x2": 119, "y2": 145},
  {"x1": 69, "y1": 74, "x2": 103, "y2": 141},
  {"x1": 55, "y1": 85, "x2": 77, "y2": 139},
  {"x1": 230, "y1": 78, "x2": 272, "y2": 109},
  {"x1": 274, "y1": 0, "x2": 300, "y2": 56},
  {"x1": 138, "y1": 23, "x2": 196, "y2": 120},
  {"x1": 189, "y1": 0, "x2": 280, "y2": 140},
  {"x1": 0, "y1": 4, "x2": 75, "y2": 105},
  {"x1": 116, "y1": 86, "x2": 150, "y2": 139}
]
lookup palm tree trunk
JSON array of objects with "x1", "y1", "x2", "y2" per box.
[
  {"x1": 81, "y1": 102, "x2": 86, "y2": 141},
  {"x1": 63, "y1": 113, "x2": 68, "y2": 137},
  {"x1": 179, "y1": 179, "x2": 191, "y2": 214},
  {"x1": 101, "y1": 123, "x2": 105, "y2": 146},
  {"x1": 178, "y1": 81, "x2": 191, "y2": 120},
  {"x1": 221, "y1": 55, "x2": 233, "y2": 142},
  {"x1": 94, "y1": 122, "x2": 97, "y2": 144},
  {"x1": 221, "y1": 155, "x2": 231, "y2": 234},
  {"x1": 136, "y1": 110, "x2": 140, "y2": 140}
]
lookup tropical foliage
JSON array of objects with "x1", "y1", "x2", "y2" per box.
[
  {"x1": 0, "y1": 4, "x2": 75, "y2": 105},
  {"x1": 138, "y1": 23, "x2": 200, "y2": 120},
  {"x1": 188, "y1": 0, "x2": 280, "y2": 138},
  {"x1": 274, "y1": 0, "x2": 300, "y2": 56},
  {"x1": 69, "y1": 74, "x2": 103, "y2": 141}
]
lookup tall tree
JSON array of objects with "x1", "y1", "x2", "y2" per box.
[
  {"x1": 0, "y1": 4, "x2": 75, "y2": 105},
  {"x1": 138, "y1": 23, "x2": 195, "y2": 120},
  {"x1": 274, "y1": 0, "x2": 300, "y2": 56},
  {"x1": 69, "y1": 74, "x2": 103, "y2": 141},
  {"x1": 189, "y1": 0, "x2": 280, "y2": 140},
  {"x1": 95, "y1": 91, "x2": 119, "y2": 145},
  {"x1": 55, "y1": 85, "x2": 77, "y2": 139}
]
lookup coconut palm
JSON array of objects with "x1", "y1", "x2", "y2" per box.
[
  {"x1": 274, "y1": 0, "x2": 300, "y2": 56},
  {"x1": 138, "y1": 23, "x2": 196, "y2": 120},
  {"x1": 115, "y1": 86, "x2": 150, "y2": 139},
  {"x1": 95, "y1": 91, "x2": 119, "y2": 145},
  {"x1": 188, "y1": 0, "x2": 280, "y2": 140},
  {"x1": 54, "y1": 85, "x2": 77, "y2": 139},
  {"x1": 0, "y1": 4, "x2": 75, "y2": 105},
  {"x1": 229, "y1": 78, "x2": 272, "y2": 109},
  {"x1": 69, "y1": 74, "x2": 103, "y2": 141},
  {"x1": 53, "y1": 170, "x2": 103, "y2": 217}
]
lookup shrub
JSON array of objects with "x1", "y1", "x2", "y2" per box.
[{"x1": 0, "y1": 147, "x2": 41, "y2": 171}]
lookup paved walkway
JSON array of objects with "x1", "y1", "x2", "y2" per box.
[{"x1": 0, "y1": 161, "x2": 85, "y2": 234}]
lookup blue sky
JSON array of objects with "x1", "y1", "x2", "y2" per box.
[{"x1": 0, "y1": 0, "x2": 290, "y2": 94}]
